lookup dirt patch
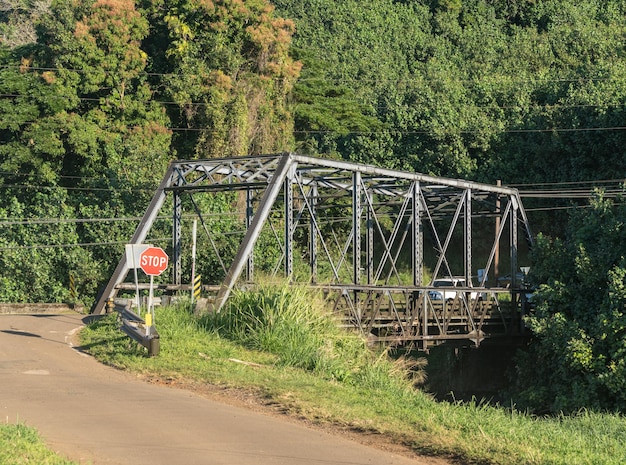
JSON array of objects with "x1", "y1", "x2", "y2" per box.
[{"x1": 140, "y1": 375, "x2": 459, "y2": 465}]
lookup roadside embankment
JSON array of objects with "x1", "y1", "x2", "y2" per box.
[{"x1": 0, "y1": 303, "x2": 84, "y2": 314}]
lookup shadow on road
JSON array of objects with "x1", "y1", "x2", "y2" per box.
[{"x1": 1, "y1": 329, "x2": 42, "y2": 338}]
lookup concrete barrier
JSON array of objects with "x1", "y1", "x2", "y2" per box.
[{"x1": 0, "y1": 303, "x2": 85, "y2": 314}]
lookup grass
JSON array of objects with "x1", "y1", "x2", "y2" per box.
[
  {"x1": 0, "y1": 424, "x2": 80, "y2": 465},
  {"x1": 79, "y1": 283, "x2": 626, "y2": 465}
]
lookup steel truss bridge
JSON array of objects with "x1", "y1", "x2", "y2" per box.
[{"x1": 93, "y1": 153, "x2": 534, "y2": 350}]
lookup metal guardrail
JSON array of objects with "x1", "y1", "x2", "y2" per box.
[{"x1": 110, "y1": 300, "x2": 159, "y2": 356}]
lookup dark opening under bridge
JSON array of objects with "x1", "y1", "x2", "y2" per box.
[{"x1": 93, "y1": 153, "x2": 534, "y2": 350}]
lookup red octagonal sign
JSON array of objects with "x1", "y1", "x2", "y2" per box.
[{"x1": 139, "y1": 246, "x2": 169, "y2": 276}]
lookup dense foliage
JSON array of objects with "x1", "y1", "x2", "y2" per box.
[
  {"x1": 1, "y1": 0, "x2": 626, "y2": 413},
  {"x1": 513, "y1": 192, "x2": 626, "y2": 413},
  {"x1": 141, "y1": 0, "x2": 301, "y2": 158},
  {"x1": 1, "y1": 0, "x2": 171, "y2": 301},
  {"x1": 0, "y1": 0, "x2": 298, "y2": 302},
  {"x1": 274, "y1": 0, "x2": 626, "y2": 183}
]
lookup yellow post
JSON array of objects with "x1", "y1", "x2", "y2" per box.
[{"x1": 193, "y1": 274, "x2": 201, "y2": 301}]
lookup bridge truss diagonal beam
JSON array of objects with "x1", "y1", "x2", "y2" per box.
[{"x1": 93, "y1": 153, "x2": 534, "y2": 350}]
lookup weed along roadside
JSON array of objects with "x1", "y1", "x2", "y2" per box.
[
  {"x1": 80, "y1": 284, "x2": 626, "y2": 465},
  {"x1": 0, "y1": 424, "x2": 82, "y2": 465}
]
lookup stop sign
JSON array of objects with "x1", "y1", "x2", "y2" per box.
[{"x1": 139, "y1": 246, "x2": 169, "y2": 276}]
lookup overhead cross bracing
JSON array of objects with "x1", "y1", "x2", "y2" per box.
[{"x1": 93, "y1": 153, "x2": 534, "y2": 350}]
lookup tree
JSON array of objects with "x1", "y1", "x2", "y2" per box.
[
  {"x1": 275, "y1": 0, "x2": 626, "y2": 185},
  {"x1": 0, "y1": 0, "x2": 172, "y2": 303},
  {"x1": 140, "y1": 0, "x2": 302, "y2": 158},
  {"x1": 0, "y1": 1, "x2": 304, "y2": 303},
  {"x1": 513, "y1": 191, "x2": 626, "y2": 413},
  {"x1": 0, "y1": 0, "x2": 50, "y2": 48}
]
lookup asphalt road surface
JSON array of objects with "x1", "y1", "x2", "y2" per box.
[{"x1": 0, "y1": 312, "x2": 444, "y2": 465}]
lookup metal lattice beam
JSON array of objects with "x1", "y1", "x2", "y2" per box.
[{"x1": 93, "y1": 153, "x2": 534, "y2": 350}]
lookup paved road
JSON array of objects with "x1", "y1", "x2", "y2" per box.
[{"x1": 0, "y1": 313, "x2": 440, "y2": 465}]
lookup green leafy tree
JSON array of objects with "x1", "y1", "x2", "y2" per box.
[
  {"x1": 513, "y1": 191, "x2": 626, "y2": 413},
  {"x1": 0, "y1": 0, "x2": 171, "y2": 303},
  {"x1": 275, "y1": 0, "x2": 626, "y2": 184},
  {"x1": 140, "y1": 0, "x2": 301, "y2": 158}
]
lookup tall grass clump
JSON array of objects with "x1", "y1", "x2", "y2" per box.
[
  {"x1": 201, "y1": 282, "x2": 425, "y2": 390},
  {"x1": 0, "y1": 424, "x2": 79, "y2": 465}
]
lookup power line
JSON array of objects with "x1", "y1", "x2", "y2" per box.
[
  {"x1": 147, "y1": 125, "x2": 626, "y2": 134},
  {"x1": 4, "y1": 64, "x2": 626, "y2": 85},
  {"x1": 0, "y1": 238, "x2": 170, "y2": 252},
  {"x1": 0, "y1": 190, "x2": 621, "y2": 228},
  {"x1": 0, "y1": 172, "x2": 160, "y2": 194},
  {"x1": 0, "y1": 211, "x2": 242, "y2": 226},
  {"x1": 519, "y1": 189, "x2": 626, "y2": 199},
  {"x1": 507, "y1": 179, "x2": 626, "y2": 187},
  {"x1": 1, "y1": 179, "x2": 623, "y2": 205},
  {"x1": 0, "y1": 216, "x2": 153, "y2": 226},
  {"x1": 0, "y1": 183, "x2": 156, "y2": 193},
  {"x1": 0, "y1": 226, "x2": 250, "y2": 251},
  {"x1": 5, "y1": 90, "x2": 626, "y2": 114},
  {"x1": 0, "y1": 123, "x2": 623, "y2": 135}
]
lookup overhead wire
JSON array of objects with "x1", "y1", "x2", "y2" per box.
[
  {"x1": 4, "y1": 90, "x2": 626, "y2": 113},
  {"x1": 0, "y1": 211, "x2": 243, "y2": 226},
  {"x1": 0, "y1": 183, "x2": 155, "y2": 192},
  {"x1": 3, "y1": 66, "x2": 626, "y2": 135},
  {"x1": 507, "y1": 179, "x2": 626, "y2": 187},
  {"x1": 0, "y1": 180, "x2": 622, "y2": 250},
  {"x1": 4, "y1": 64, "x2": 626, "y2": 85},
  {"x1": 0, "y1": 238, "x2": 171, "y2": 252}
]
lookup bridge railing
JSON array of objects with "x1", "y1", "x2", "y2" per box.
[{"x1": 320, "y1": 285, "x2": 528, "y2": 350}]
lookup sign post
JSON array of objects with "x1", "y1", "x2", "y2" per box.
[
  {"x1": 190, "y1": 220, "x2": 198, "y2": 304},
  {"x1": 125, "y1": 244, "x2": 153, "y2": 314},
  {"x1": 139, "y1": 246, "x2": 169, "y2": 335}
]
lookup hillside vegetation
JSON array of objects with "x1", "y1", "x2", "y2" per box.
[{"x1": 1, "y1": 0, "x2": 626, "y2": 414}]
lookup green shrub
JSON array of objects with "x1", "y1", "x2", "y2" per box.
[{"x1": 513, "y1": 192, "x2": 626, "y2": 413}]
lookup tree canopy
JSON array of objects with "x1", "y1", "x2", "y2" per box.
[
  {"x1": 0, "y1": 0, "x2": 300, "y2": 301},
  {"x1": 515, "y1": 192, "x2": 626, "y2": 413},
  {"x1": 274, "y1": 0, "x2": 626, "y2": 182}
]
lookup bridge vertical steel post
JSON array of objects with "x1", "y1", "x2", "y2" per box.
[
  {"x1": 172, "y1": 191, "x2": 183, "y2": 286},
  {"x1": 366, "y1": 188, "x2": 374, "y2": 285},
  {"x1": 495, "y1": 180, "x2": 501, "y2": 284},
  {"x1": 464, "y1": 189, "x2": 472, "y2": 284},
  {"x1": 284, "y1": 165, "x2": 294, "y2": 279},
  {"x1": 309, "y1": 183, "x2": 318, "y2": 283},
  {"x1": 412, "y1": 182, "x2": 424, "y2": 345},
  {"x1": 412, "y1": 182, "x2": 423, "y2": 287},
  {"x1": 422, "y1": 291, "x2": 428, "y2": 350},
  {"x1": 511, "y1": 196, "x2": 520, "y2": 330},
  {"x1": 246, "y1": 189, "x2": 254, "y2": 282},
  {"x1": 352, "y1": 172, "x2": 362, "y2": 286},
  {"x1": 511, "y1": 196, "x2": 519, "y2": 289},
  {"x1": 352, "y1": 172, "x2": 362, "y2": 319}
]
